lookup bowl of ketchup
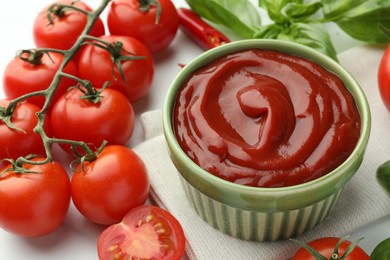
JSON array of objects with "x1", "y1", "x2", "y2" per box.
[{"x1": 163, "y1": 39, "x2": 371, "y2": 241}]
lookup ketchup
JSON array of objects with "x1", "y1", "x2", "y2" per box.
[{"x1": 173, "y1": 49, "x2": 361, "y2": 188}]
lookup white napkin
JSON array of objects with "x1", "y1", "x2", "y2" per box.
[{"x1": 133, "y1": 45, "x2": 390, "y2": 259}]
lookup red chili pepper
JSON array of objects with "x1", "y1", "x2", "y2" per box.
[{"x1": 177, "y1": 7, "x2": 231, "y2": 50}]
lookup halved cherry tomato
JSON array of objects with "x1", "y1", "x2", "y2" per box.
[
  {"x1": 98, "y1": 205, "x2": 186, "y2": 260},
  {"x1": 0, "y1": 158, "x2": 71, "y2": 237},
  {"x1": 71, "y1": 145, "x2": 150, "y2": 225}
]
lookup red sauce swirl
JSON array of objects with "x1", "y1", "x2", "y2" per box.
[{"x1": 173, "y1": 49, "x2": 361, "y2": 188}]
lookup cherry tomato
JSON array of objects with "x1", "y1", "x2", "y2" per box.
[
  {"x1": 50, "y1": 87, "x2": 134, "y2": 154},
  {"x1": 378, "y1": 45, "x2": 390, "y2": 112},
  {"x1": 71, "y1": 145, "x2": 149, "y2": 225},
  {"x1": 2, "y1": 51, "x2": 78, "y2": 109},
  {"x1": 33, "y1": 0, "x2": 105, "y2": 51},
  {"x1": 98, "y1": 205, "x2": 186, "y2": 260},
  {"x1": 0, "y1": 158, "x2": 71, "y2": 237},
  {"x1": 78, "y1": 35, "x2": 154, "y2": 103},
  {"x1": 107, "y1": 0, "x2": 179, "y2": 53},
  {"x1": 293, "y1": 237, "x2": 370, "y2": 260},
  {"x1": 0, "y1": 100, "x2": 52, "y2": 168}
]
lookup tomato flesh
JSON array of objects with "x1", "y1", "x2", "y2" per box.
[{"x1": 98, "y1": 205, "x2": 186, "y2": 260}]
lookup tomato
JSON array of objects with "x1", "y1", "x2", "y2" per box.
[
  {"x1": 0, "y1": 100, "x2": 52, "y2": 169},
  {"x1": 98, "y1": 205, "x2": 186, "y2": 260},
  {"x1": 378, "y1": 44, "x2": 390, "y2": 112},
  {"x1": 2, "y1": 51, "x2": 78, "y2": 109},
  {"x1": 0, "y1": 158, "x2": 71, "y2": 237},
  {"x1": 50, "y1": 87, "x2": 134, "y2": 154},
  {"x1": 71, "y1": 145, "x2": 149, "y2": 225},
  {"x1": 292, "y1": 237, "x2": 370, "y2": 260},
  {"x1": 33, "y1": 0, "x2": 105, "y2": 51},
  {"x1": 107, "y1": 0, "x2": 179, "y2": 53},
  {"x1": 78, "y1": 35, "x2": 154, "y2": 102}
]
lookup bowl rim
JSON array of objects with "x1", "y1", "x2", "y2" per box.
[{"x1": 163, "y1": 39, "x2": 371, "y2": 200}]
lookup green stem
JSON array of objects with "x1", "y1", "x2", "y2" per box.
[{"x1": 7, "y1": 0, "x2": 112, "y2": 168}]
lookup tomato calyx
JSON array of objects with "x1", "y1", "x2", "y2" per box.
[
  {"x1": 71, "y1": 81, "x2": 110, "y2": 104},
  {"x1": 292, "y1": 236, "x2": 364, "y2": 260},
  {"x1": 0, "y1": 105, "x2": 25, "y2": 134},
  {"x1": 17, "y1": 49, "x2": 50, "y2": 66},
  {"x1": 0, "y1": 156, "x2": 43, "y2": 177},
  {"x1": 46, "y1": 2, "x2": 89, "y2": 25},
  {"x1": 84, "y1": 36, "x2": 145, "y2": 83},
  {"x1": 70, "y1": 140, "x2": 108, "y2": 171},
  {"x1": 138, "y1": 0, "x2": 162, "y2": 24}
]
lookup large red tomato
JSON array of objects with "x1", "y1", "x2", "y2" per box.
[
  {"x1": 71, "y1": 145, "x2": 150, "y2": 225},
  {"x1": 0, "y1": 100, "x2": 52, "y2": 168},
  {"x1": 98, "y1": 205, "x2": 186, "y2": 260},
  {"x1": 292, "y1": 237, "x2": 370, "y2": 260},
  {"x1": 33, "y1": 0, "x2": 105, "y2": 51},
  {"x1": 107, "y1": 0, "x2": 179, "y2": 53},
  {"x1": 0, "y1": 158, "x2": 71, "y2": 237},
  {"x1": 78, "y1": 35, "x2": 154, "y2": 102},
  {"x1": 2, "y1": 51, "x2": 78, "y2": 109},
  {"x1": 50, "y1": 87, "x2": 135, "y2": 154},
  {"x1": 378, "y1": 45, "x2": 390, "y2": 112}
]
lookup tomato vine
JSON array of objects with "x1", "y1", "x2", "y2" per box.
[{"x1": 0, "y1": 0, "x2": 115, "y2": 170}]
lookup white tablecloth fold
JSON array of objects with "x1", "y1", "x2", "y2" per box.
[{"x1": 133, "y1": 45, "x2": 390, "y2": 259}]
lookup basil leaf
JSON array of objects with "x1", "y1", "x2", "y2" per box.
[
  {"x1": 320, "y1": 0, "x2": 366, "y2": 19},
  {"x1": 276, "y1": 22, "x2": 338, "y2": 61},
  {"x1": 253, "y1": 24, "x2": 283, "y2": 39},
  {"x1": 321, "y1": 0, "x2": 390, "y2": 43},
  {"x1": 283, "y1": 2, "x2": 323, "y2": 22},
  {"x1": 185, "y1": 0, "x2": 261, "y2": 38},
  {"x1": 258, "y1": 0, "x2": 295, "y2": 23}
]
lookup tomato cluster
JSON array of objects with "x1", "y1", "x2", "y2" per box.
[{"x1": 0, "y1": 0, "x2": 185, "y2": 259}]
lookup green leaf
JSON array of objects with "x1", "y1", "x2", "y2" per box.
[
  {"x1": 185, "y1": 0, "x2": 261, "y2": 38},
  {"x1": 320, "y1": 0, "x2": 366, "y2": 19},
  {"x1": 321, "y1": 0, "x2": 390, "y2": 43},
  {"x1": 253, "y1": 23, "x2": 283, "y2": 39},
  {"x1": 377, "y1": 160, "x2": 390, "y2": 195},
  {"x1": 276, "y1": 22, "x2": 338, "y2": 61},
  {"x1": 371, "y1": 237, "x2": 390, "y2": 260},
  {"x1": 258, "y1": 0, "x2": 296, "y2": 23},
  {"x1": 283, "y1": 2, "x2": 323, "y2": 22}
]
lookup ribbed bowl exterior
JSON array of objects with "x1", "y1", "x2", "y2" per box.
[{"x1": 180, "y1": 177, "x2": 343, "y2": 241}]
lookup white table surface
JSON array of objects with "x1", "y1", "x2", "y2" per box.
[{"x1": 0, "y1": 0, "x2": 388, "y2": 259}]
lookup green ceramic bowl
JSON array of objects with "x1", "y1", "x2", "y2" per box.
[{"x1": 163, "y1": 39, "x2": 371, "y2": 241}]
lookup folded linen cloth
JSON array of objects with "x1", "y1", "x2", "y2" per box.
[{"x1": 133, "y1": 45, "x2": 390, "y2": 259}]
